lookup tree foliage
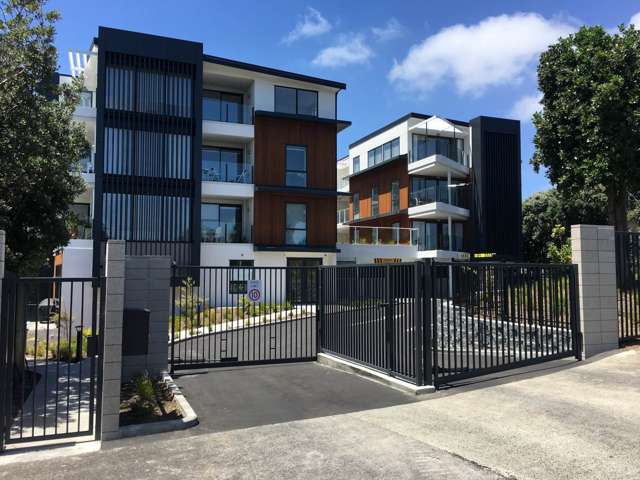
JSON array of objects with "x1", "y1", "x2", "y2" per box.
[
  {"x1": 0, "y1": 0, "x2": 88, "y2": 274},
  {"x1": 522, "y1": 188, "x2": 607, "y2": 262},
  {"x1": 532, "y1": 25, "x2": 640, "y2": 232}
]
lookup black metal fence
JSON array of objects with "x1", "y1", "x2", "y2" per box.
[
  {"x1": 0, "y1": 276, "x2": 104, "y2": 449},
  {"x1": 170, "y1": 265, "x2": 318, "y2": 371},
  {"x1": 615, "y1": 232, "x2": 640, "y2": 341},
  {"x1": 318, "y1": 261, "x2": 580, "y2": 387}
]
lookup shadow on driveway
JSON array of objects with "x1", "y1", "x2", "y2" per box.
[{"x1": 172, "y1": 361, "x2": 418, "y2": 435}]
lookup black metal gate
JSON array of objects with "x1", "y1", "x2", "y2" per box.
[
  {"x1": 170, "y1": 265, "x2": 317, "y2": 371},
  {"x1": 0, "y1": 275, "x2": 104, "y2": 450},
  {"x1": 317, "y1": 261, "x2": 581, "y2": 388},
  {"x1": 615, "y1": 231, "x2": 640, "y2": 342},
  {"x1": 319, "y1": 263, "x2": 425, "y2": 384},
  {"x1": 430, "y1": 262, "x2": 581, "y2": 386}
]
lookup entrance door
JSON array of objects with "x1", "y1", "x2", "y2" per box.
[{"x1": 286, "y1": 258, "x2": 322, "y2": 305}]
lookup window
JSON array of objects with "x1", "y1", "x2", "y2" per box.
[
  {"x1": 201, "y1": 203, "x2": 242, "y2": 243},
  {"x1": 353, "y1": 193, "x2": 360, "y2": 220},
  {"x1": 203, "y1": 90, "x2": 243, "y2": 123},
  {"x1": 275, "y1": 86, "x2": 318, "y2": 116},
  {"x1": 391, "y1": 180, "x2": 400, "y2": 213},
  {"x1": 202, "y1": 147, "x2": 244, "y2": 182},
  {"x1": 412, "y1": 221, "x2": 464, "y2": 251},
  {"x1": 353, "y1": 156, "x2": 360, "y2": 173},
  {"x1": 367, "y1": 137, "x2": 400, "y2": 168},
  {"x1": 230, "y1": 259, "x2": 254, "y2": 267},
  {"x1": 411, "y1": 134, "x2": 464, "y2": 163},
  {"x1": 69, "y1": 203, "x2": 91, "y2": 239},
  {"x1": 285, "y1": 203, "x2": 307, "y2": 245},
  {"x1": 371, "y1": 186, "x2": 379, "y2": 216},
  {"x1": 372, "y1": 227, "x2": 379, "y2": 244},
  {"x1": 285, "y1": 145, "x2": 307, "y2": 187}
]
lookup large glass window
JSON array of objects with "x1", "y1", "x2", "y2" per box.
[
  {"x1": 366, "y1": 137, "x2": 400, "y2": 168},
  {"x1": 285, "y1": 203, "x2": 307, "y2": 245},
  {"x1": 201, "y1": 203, "x2": 243, "y2": 243},
  {"x1": 69, "y1": 203, "x2": 91, "y2": 239},
  {"x1": 353, "y1": 193, "x2": 360, "y2": 220},
  {"x1": 412, "y1": 221, "x2": 464, "y2": 251},
  {"x1": 391, "y1": 180, "x2": 400, "y2": 213},
  {"x1": 371, "y1": 186, "x2": 379, "y2": 216},
  {"x1": 275, "y1": 86, "x2": 318, "y2": 116},
  {"x1": 353, "y1": 155, "x2": 360, "y2": 173},
  {"x1": 203, "y1": 90, "x2": 243, "y2": 123},
  {"x1": 285, "y1": 145, "x2": 307, "y2": 187},
  {"x1": 202, "y1": 147, "x2": 245, "y2": 182},
  {"x1": 410, "y1": 177, "x2": 467, "y2": 207},
  {"x1": 411, "y1": 134, "x2": 465, "y2": 164}
]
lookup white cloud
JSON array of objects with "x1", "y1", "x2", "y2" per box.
[
  {"x1": 312, "y1": 34, "x2": 373, "y2": 67},
  {"x1": 282, "y1": 7, "x2": 332, "y2": 44},
  {"x1": 371, "y1": 18, "x2": 405, "y2": 42},
  {"x1": 389, "y1": 13, "x2": 576, "y2": 96},
  {"x1": 510, "y1": 93, "x2": 542, "y2": 122},
  {"x1": 630, "y1": 12, "x2": 640, "y2": 27}
]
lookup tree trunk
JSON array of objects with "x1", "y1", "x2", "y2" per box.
[{"x1": 607, "y1": 186, "x2": 628, "y2": 232}]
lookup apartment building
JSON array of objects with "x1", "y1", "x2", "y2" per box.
[
  {"x1": 337, "y1": 113, "x2": 521, "y2": 263},
  {"x1": 56, "y1": 27, "x2": 349, "y2": 279}
]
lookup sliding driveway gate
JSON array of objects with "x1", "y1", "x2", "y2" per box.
[
  {"x1": 1, "y1": 275, "x2": 104, "y2": 451},
  {"x1": 170, "y1": 265, "x2": 317, "y2": 371},
  {"x1": 320, "y1": 261, "x2": 581, "y2": 387},
  {"x1": 169, "y1": 261, "x2": 581, "y2": 388}
]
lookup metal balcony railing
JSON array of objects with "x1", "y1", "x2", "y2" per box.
[
  {"x1": 201, "y1": 224, "x2": 251, "y2": 243},
  {"x1": 202, "y1": 163, "x2": 253, "y2": 183},
  {"x1": 338, "y1": 225, "x2": 419, "y2": 246}
]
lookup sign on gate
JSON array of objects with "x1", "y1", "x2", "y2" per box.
[{"x1": 247, "y1": 279, "x2": 263, "y2": 302}]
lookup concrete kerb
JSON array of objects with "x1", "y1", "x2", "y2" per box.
[
  {"x1": 316, "y1": 353, "x2": 435, "y2": 396},
  {"x1": 118, "y1": 373, "x2": 198, "y2": 439}
]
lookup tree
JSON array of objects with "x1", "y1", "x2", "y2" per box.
[
  {"x1": 0, "y1": 0, "x2": 88, "y2": 274},
  {"x1": 532, "y1": 25, "x2": 640, "y2": 233},
  {"x1": 522, "y1": 188, "x2": 607, "y2": 262},
  {"x1": 546, "y1": 225, "x2": 572, "y2": 264}
]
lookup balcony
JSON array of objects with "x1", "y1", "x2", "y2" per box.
[
  {"x1": 202, "y1": 96, "x2": 254, "y2": 142},
  {"x1": 408, "y1": 186, "x2": 470, "y2": 221},
  {"x1": 338, "y1": 225, "x2": 419, "y2": 246},
  {"x1": 201, "y1": 162, "x2": 253, "y2": 199},
  {"x1": 408, "y1": 150, "x2": 469, "y2": 179},
  {"x1": 201, "y1": 225, "x2": 251, "y2": 244}
]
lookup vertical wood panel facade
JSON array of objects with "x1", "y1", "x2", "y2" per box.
[{"x1": 254, "y1": 114, "x2": 339, "y2": 249}]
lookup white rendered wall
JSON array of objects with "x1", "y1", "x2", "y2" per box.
[
  {"x1": 58, "y1": 240, "x2": 94, "y2": 330},
  {"x1": 337, "y1": 243, "x2": 418, "y2": 264}
]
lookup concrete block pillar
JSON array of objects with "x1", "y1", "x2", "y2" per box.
[
  {"x1": 571, "y1": 225, "x2": 618, "y2": 358},
  {"x1": 100, "y1": 240, "x2": 125, "y2": 440}
]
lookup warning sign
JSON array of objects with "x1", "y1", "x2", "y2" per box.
[{"x1": 246, "y1": 279, "x2": 263, "y2": 303}]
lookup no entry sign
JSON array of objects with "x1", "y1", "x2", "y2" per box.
[{"x1": 247, "y1": 279, "x2": 263, "y2": 302}]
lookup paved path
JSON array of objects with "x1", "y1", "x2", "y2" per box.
[{"x1": 2, "y1": 347, "x2": 639, "y2": 479}]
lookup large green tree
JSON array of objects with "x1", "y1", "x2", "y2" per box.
[
  {"x1": 522, "y1": 188, "x2": 607, "y2": 262},
  {"x1": 0, "y1": 0, "x2": 88, "y2": 274},
  {"x1": 532, "y1": 25, "x2": 640, "y2": 232}
]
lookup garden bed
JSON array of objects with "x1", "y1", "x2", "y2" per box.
[{"x1": 120, "y1": 374, "x2": 182, "y2": 426}]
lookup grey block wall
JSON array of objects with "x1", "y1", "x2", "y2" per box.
[
  {"x1": 121, "y1": 256, "x2": 171, "y2": 382},
  {"x1": 571, "y1": 225, "x2": 619, "y2": 358}
]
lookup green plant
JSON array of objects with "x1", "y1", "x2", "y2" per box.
[{"x1": 130, "y1": 372, "x2": 156, "y2": 417}]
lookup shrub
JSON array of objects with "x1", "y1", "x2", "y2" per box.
[{"x1": 130, "y1": 372, "x2": 156, "y2": 417}]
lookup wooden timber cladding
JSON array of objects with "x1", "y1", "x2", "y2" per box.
[
  {"x1": 254, "y1": 115, "x2": 337, "y2": 188},
  {"x1": 253, "y1": 114, "x2": 338, "y2": 247},
  {"x1": 253, "y1": 192, "x2": 337, "y2": 246},
  {"x1": 348, "y1": 156, "x2": 409, "y2": 221}
]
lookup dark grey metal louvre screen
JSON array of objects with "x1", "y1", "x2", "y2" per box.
[{"x1": 93, "y1": 42, "x2": 201, "y2": 272}]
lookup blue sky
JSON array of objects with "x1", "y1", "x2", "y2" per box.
[{"x1": 50, "y1": 0, "x2": 640, "y2": 199}]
